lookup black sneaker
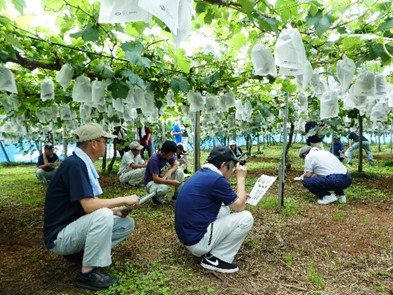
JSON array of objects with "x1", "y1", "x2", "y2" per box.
[
  {"x1": 63, "y1": 251, "x2": 84, "y2": 267},
  {"x1": 74, "y1": 268, "x2": 118, "y2": 291},
  {"x1": 201, "y1": 253, "x2": 239, "y2": 273}
]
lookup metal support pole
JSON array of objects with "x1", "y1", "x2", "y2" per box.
[
  {"x1": 358, "y1": 115, "x2": 363, "y2": 172},
  {"x1": 0, "y1": 141, "x2": 10, "y2": 162},
  {"x1": 193, "y1": 111, "x2": 201, "y2": 172},
  {"x1": 278, "y1": 93, "x2": 289, "y2": 209}
]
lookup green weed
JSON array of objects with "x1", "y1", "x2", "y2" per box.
[
  {"x1": 283, "y1": 252, "x2": 298, "y2": 265},
  {"x1": 331, "y1": 258, "x2": 340, "y2": 268},
  {"x1": 332, "y1": 209, "x2": 344, "y2": 221},
  {"x1": 307, "y1": 262, "x2": 325, "y2": 290},
  {"x1": 348, "y1": 186, "x2": 387, "y2": 200},
  {"x1": 370, "y1": 270, "x2": 392, "y2": 278},
  {"x1": 101, "y1": 261, "x2": 213, "y2": 295},
  {"x1": 259, "y1": 196, "x2": 299, "y2": 217}
]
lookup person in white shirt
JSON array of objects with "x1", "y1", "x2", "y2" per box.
[
  {"x1": 298, "y1": 146, "x2": 352, "y2": 205},
  {"x1": 118, "y1": 141, "x2": 147, "y2": 187}
]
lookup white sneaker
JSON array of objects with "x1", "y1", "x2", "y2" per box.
[
  {"x1": 337, "y1": 195, "x2": 347, "y2": 203},
  {"x1": 317, "y1": 194, "x2": 338, "y2": 205}
]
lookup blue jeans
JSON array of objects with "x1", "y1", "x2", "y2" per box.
[
  {"x1": 347, "y1": 141, "x2": 374, "y2": 163},
  {"x1": 303, "y1": 173, "x2": 352, "y2": 198}
]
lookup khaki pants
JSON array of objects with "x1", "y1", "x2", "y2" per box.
[
  {"x1": 119, "y1": 168, "x2": 145, "y2": 186},
  {"x1": 145, "y1": 169, "x2": 184, "y2": 198}
]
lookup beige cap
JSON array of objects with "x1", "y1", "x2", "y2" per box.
[
  {"x1": 75, "y1": 123, "x2": 117, "y2": 142},
  {"x1": 229, "y1": 140, "x2": 237, "y2": 146},
  {"x1": 130, "y1": 141, "x2": 143, "y2": 150}
]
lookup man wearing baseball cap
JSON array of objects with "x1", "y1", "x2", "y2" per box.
[
  {"x1": 118, "y1": 141, "x2": 147, "y2": 187},
  {"x1": 175, "y1": 146, "x2": 254, "y2": 273},
  {"x1": 43, "y1": 122, "x2": 140, "y2": 291},
  {"x1": 229, "y1": 139, "x2": 243, "y2": 158},
  {"x1": 36, "y1": 144, "x2": 59, "y2": 184}
]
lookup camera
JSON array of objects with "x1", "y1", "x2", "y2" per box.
[
  {"x1": 238, "y1": 152, "x2": 248, "y2": 166},
  {"x1": 239, "y1": 159, "x2": 247, "y2": 166}
]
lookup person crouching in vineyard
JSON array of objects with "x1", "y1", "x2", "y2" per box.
[
  {"x1": 297, "y1": 146, "x2": 352, "y2": 205},
  {"x1": 174, "y1": 146, "x2": 253, "y2": 273},
  {"x1": 43, "y1": 123, "x2": 140, "y2": 291},
  {"x1": 144, "y1": 140, "x2": 184, "y2": 204}
]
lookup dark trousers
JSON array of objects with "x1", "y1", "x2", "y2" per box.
[{"x1": 303, "y1": 173, "x2": 352, "y2": 198}]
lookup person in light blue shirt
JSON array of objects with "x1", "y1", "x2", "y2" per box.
[{"x1": 171, "y1": 117, "x2": 186, "y2": 144}]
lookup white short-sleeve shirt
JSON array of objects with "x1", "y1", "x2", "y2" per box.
[{"x1": 304, "y1": 149, "x2": 347, "y2": 176}]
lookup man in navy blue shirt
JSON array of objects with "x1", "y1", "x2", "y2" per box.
[
  {"x1": 36, "y1": 144, "x2": 59, "y2": 184},
  {"x1": 43, "y1": 122, "x2": 140, "y2": 291},
  {"x1": 175, "y1": 146, "x2": 253, "y2": 273}
]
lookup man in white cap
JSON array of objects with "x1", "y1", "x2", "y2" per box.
[
  {"x1": 118, "y1": 141, "x2": 147, "y2": 187},
  {"x1": 43, "y1": 122, "x2": 140, "y2": 291},
  {"x1": 229, "y1": 140, "x2": 243, "y2": 158},
  {"x1": 297, "y1": 146, "x2": 352, "y2": 205}
]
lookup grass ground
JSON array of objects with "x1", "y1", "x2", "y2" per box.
[{"x1": 0, "y1": 143, "x2": 392, "y2": 294}]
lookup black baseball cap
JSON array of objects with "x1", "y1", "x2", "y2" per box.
[
  {"x1": 207, "y1": 146, "x2": 239, "y2": 164},
  {"x1": 44, "y1": 144, "x2": 54, "y2": 150}
]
